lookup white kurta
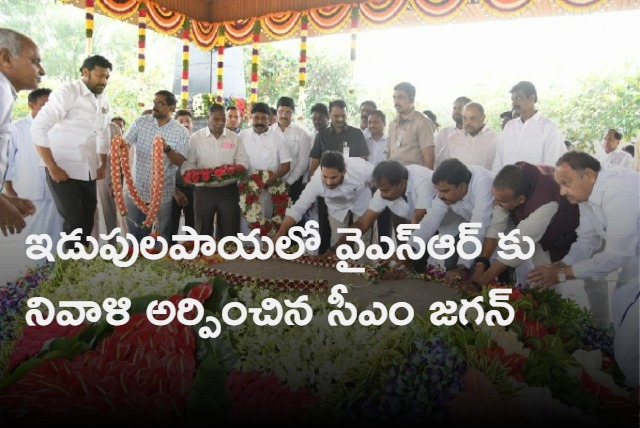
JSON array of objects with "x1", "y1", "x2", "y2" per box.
[
  {"x1": 7, "y1": 115, "x2": 63, "y2": 249},
  {"x1": 562, "y1": 168, "x2": 639, "y2": 387},
  {"x1": 369, "y1": 165, "x2": 435, "y2": 220},
  {"x1": 492, "y1": 112, "x2": 566, "y2": 174},
  {"x1": 413, "y1": 165, "x2": 494, "y2": 268},
  {"x1": 438, "y1": 126, "x2": 498, "y2": 171},
  {"x1": 31, "y1": 79, "x2": 111, "y2": 181},
  {"x1": 270, "y1": 122, "x2": 312, "y2": 186},
  {"x1": 239, "y1": 128, "x2": 292, "y2": 235},
  {"x1": 599, "y1": 148, "x2": 634, "y2": 170}
]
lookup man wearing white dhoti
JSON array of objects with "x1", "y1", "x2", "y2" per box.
[{"x1": 5, "y1": 88, "x2": 62, "y2": 249}]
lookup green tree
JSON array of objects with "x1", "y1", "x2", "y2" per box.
[
  {"x1": 544, "y1": 70, "x2": 640, "y2": 153},
  {"x1": 1, "y1": 0, "x2": 175, "y2": 126},
  {"x1": 243, "y1": 42, "x2": 358, "y2": 127}
]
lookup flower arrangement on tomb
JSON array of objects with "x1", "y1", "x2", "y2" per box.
[
  {"x1": 238, "y1": 170, "x2": 290, "y2": 237},
  {"x1": 0, "y1": 257, "x2": 636, "y2": 425}
]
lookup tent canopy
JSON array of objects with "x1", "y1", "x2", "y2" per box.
[{"x1": 61, "y1": 0, "x2": 638, "y2": 49}]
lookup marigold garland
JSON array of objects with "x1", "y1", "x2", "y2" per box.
[
  {"x1": 299, "y1": 13, "x2": 308, "y2": 88},
  {"x1": 85, "y1": 0, "x2": 94, "y2": 55},
  {"x1": 238, "y1": 170, "x2": 290, "y2": 237},
  {"x1": 138, "y1": 4, "x2": 146, "y2": 73},
  {"x1": 250, "y1": 21, "x2": 261, "y2": 103},
  {"x1": 216, "y1": 26, "x2": 225, "y2": 103},
  {"x1": 298, "y1": 13, "x2": 308, "y2": 112},
  {"x1": 181, "y1": 24, "x2": 190, "y2": 110},
  {"x1": 110, "y1": 135, "x2": 164, "y2": 228}
]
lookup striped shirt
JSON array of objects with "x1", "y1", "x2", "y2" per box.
[{"x1": 366, "y1": 134, "x2": 389, "y2": 167}]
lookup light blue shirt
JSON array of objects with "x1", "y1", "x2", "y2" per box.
[
  {"x1": 366, "y1": 134, "x2": 388, "y2": 167},
  {"x1": 124, "y1": 115, "x2": 189, "y2": 204}
]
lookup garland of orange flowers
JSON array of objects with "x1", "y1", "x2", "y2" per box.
[{"x1": 111, "y1": 135, "x2": 164, "y2": 229}]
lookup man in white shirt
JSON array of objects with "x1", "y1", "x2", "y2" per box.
[
  {"x1": 32, "y1": 55, "x2": 112, "y2": 250},
  {"x1": 171, "y1": 109, "x2": 195, "y2": 241},
  {"x1": 365, "y1": 110, "x2": 392, "y2": 249},
  {"x1": 366, "y1": 110, "x2": 388, "y2": 168},
  {"x1": 0, "y1": 28, "x2": 43, "y2": 236},
  {"x1": 239, "y1": 102, "x2": 291, "y2": 235},
  {"x1": 305, "y1": 103, "x2": 330, "y2": 250},
  {"x1": 438, "y1": 102, "x2": 498, "y2": 171},
  {"x1": 492, "y1": 81, "x2": 566, "y2": 174},
  {"x1": 225, "y1": 106, "x2": 242, "y2": 134},
  {"x1": 5, "y1": 88, "x2": 62, "y2": 248},
  {"x1": 93, "y1": 121, "x2": 123, "y2": 246},
  {"x1": 414, "y1": 158, "x2": 494, "y2": 272},
  {"x1": 271, "y1": 96, "x2": 312, "y2": 203},
  {"x1": 528, "y1": 151, "x2": 639, "y2": 389},
  {"x1": 273, "y1": 151, "x2": 373, "y2": 248},
  {"x1": 183, "y1": 103, "x2": 249, "y2": 238},
  {"x1": 123, "y1": 90, "x2": 189, "y2": 243},
  {"x1": 329, "y1": 160, "x2": 435, "y2": 258},
  {"x1": 359, "y1": 100, "x2": 377, "y2": 140},
  {"x1": 434, "y1": 96, "x2": 471, "y2": 168},
  {"x1": 599, "y1": 128, "x2": 633, "y2": 169}
]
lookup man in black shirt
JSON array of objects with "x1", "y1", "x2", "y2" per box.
[{"x1": 308, "y1": 99, "x2": 369, "y2": 253}]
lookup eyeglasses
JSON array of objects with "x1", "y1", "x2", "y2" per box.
[{"x1": 152, "y1": 101, "x2": 168, "y2": 107}]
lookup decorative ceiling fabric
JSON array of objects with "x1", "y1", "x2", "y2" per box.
[{"x1": 60, "y1": 0, "x2": 634, "y2": 50}]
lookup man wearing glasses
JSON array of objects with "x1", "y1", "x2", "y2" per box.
[{"x1": 122, "y1": 90, "x2": 189, "y2": 243}]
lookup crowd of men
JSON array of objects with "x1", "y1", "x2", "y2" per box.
[{"x1": 1, "y1": 28, "x2": 638, "y2": 390}]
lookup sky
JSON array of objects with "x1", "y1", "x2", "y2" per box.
[{"x1": 269, "y1": 9, "x2": 639, "y2": 118}]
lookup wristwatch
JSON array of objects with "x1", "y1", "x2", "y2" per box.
[
  {"x1": 163, "y1": 145, "x2": 172, "y2": 154},
  {"x1": 557, "y1": 268, "x2": 567, "y2": 283}
]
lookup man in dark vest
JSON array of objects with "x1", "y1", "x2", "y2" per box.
[{"x1": 463, "y1": 161, "x2": 579, "y2": 289}]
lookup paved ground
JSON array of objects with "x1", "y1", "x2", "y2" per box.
[
  {"x1": 1, "y1": 227, "x2": 605, "y2": 319},
  {"x1": 207, "y1": 259, "x2": 459, "y2": 315}
]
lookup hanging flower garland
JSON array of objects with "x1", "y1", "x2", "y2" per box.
[
  {"x1": 298, "y1": 13, "x2": 308, "y2": 111},
  {"x1": 238, "y1": 170, "x2": 290, "y2": 237},
  {"x1": 85, "y1": 0, "x2": 94, "y2": 55},
  {"x1": 216, "y1": 26, "x2": 225, "y2": 103},
  {"x1": 249, "y1": 21, "x2": 261, "y2": 103},
  {"x1": 181, "y1": 22, "x2": 191, "y2": 110},
  {"x1": 137, "y1": 4, "x2": 146, "y2": 73},
  {"x1": 110, "y1": 135, "x2": 164, "y2": 228},
  {"x1": 349, "y1": 5, "x2": 359, "y2": 94}
]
